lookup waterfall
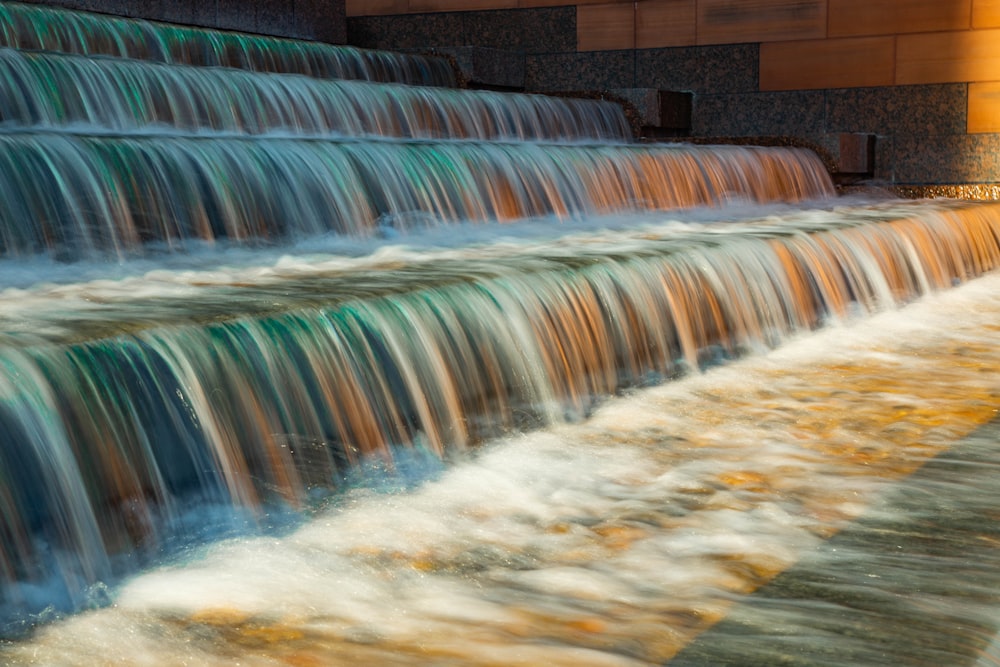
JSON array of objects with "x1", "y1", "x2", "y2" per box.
[
  {"x1": 0, "y1": 48, "x2": 632, "y2": 141},
  {"x1": 2, "y1": 199, "x2": 999, "y2": 629},
  {"x1": 0, "y1": 134, "x2": 833, "y2": 258},
  {"x1": 0, "y1": 1, "x2": 455, "y2": 85},
  {"x1": 0, "y1": 0, "x2": 998, "y2": 656}
]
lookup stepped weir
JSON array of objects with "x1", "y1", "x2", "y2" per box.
[{"x1": 0, "y1": 2, "x2": 999, "y2": 664}]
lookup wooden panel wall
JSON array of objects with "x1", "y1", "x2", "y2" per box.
[
  {"x1": 897, "y1": 29, "x2": 1000, "y2": 84},
  {"x1": 760, "y1": 37, "x2": 895, "y2": 90},
  {"x1": 828, "y1": 0, "x2": 971, "y2": 37},
  {"x1": 969, "y1": 82, "x2": 1000, "y2": 133},
  {"x1": 973, "y1": 0, "x2": 1000, "y2": 27},
  {"x1": 696, "y1": 0, "x2": 826, "y2": 44},
  {"x1": 637, "y1": 0, "x2": 696, "y2": 48},
  {"x1": 577, "y1": 3, "x2": 635, "y2": 50}
]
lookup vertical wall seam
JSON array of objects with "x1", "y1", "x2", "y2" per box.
[
  {"x1": 891, "y1": 34, "x2": 897, "y2": 86},
  {"x1": 965, "y1": 82, "x2": 971, "y2": 134},
  {"x1": 632, "y1": 0, "x2": 637, "y2": 86}
]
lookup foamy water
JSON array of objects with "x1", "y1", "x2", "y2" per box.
[
  {"x1": 3, "y1": 5, "x2": 992, "y2": 662},
  {"x1": 4, "y1": 262, "x2": 998, "y2": 666},
  {"x1": 0, "y1": 198, "x2": 955, "y2": 343}
]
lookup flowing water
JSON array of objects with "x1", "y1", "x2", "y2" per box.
[
  {"x1": 0, "y1": 48, "x2": 631, "y2": 141},
  {"x1": 0, "y1": 2, "x2": 455, "y2": 86},
  {"x1": 0, "y1": 3, "x2": 998, "y2": 665}
]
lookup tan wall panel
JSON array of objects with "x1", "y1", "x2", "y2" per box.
[
  {"x1": 408, "y1": 0, "x2": 517, "y2": 11},
  {"x1": 760, "y1": 36, "x2": 895, "y2": 90},
  {"x1": 897, "y1": 29, "x2": 1000, "y2": 84},
  {"x1": 345, "y1": 0, "x2": 408, "y2": 16},
  {"x1": 969, "y1": 81, "x2": 1000, "y2": 133},
  {"x1": 636, "y1": 0, "x2": 696, "y2": 48},
  {"x1": 973, "y1": 0, "x2": 1000, "y2": 27},
  {"x1": 697, "y1": 0, "x2": 827, "y2": 45},
  {"x1": 829, "y1": 0, "x2": 971, "y2": 37},
  {"x1": 578, "y1": 3, "x2": 636, "y2": 51}
]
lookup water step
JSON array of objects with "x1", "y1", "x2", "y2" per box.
[
  {"x1": 0, "y1": 199, "x2": 990, "y2": 347},
  {"x1": 0, "y1": 200, "x2": 997, "y2": 635},
  {"x1": 0, "y1": 134, "x2": 834, "y2": 259},
  {"x1": 0, "y1": 47, "x2": 630, "y2": 141},
  {"x1": 0, "y1": 1, "x2": 454, "y2": 86}
]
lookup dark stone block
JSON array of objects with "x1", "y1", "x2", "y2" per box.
[
  {"x1": 459, "y1": 7, "x2": 574, "y2": 54},
  {"x1": 826, "y1": 84, "x2": 967, "y2": 137},
  {"x1": 21, "y1": 0, "x2": 79, "y2": 11},
  {"x1": 609, "y1": 89, "x2": 692, "y2": 131},
  {"x1": 838, "y1": 133, "x2": 876, "y2": 174},
  {"x1": 158, "y1": 3, "x2": 197, "y2": 25},
  {"x1": 891, "y1": 133, "x2": 1000, "y2": 185},
  {"x1": 37, "y1": 0, "x2": 125, "y2": 15},
  {"x1": 37, "y1": 0, "x2": 79, "y2": 12},
  {"x1": 456, "y1": 11, "x2": 526, "y2": 52},
  {"x1": 874, "y1": 134, "x2": 895, "y2": 182},
  {"x1": 121, "y1": 0, "x2": 164, "y2": 21},
  {"x1": 658, "y1": 90, "x2": 693, "y2": 130},
  {"x1": 418, "y1": 46, "x2": 524, "y2": 89},
  {"x1": 345, "y1": 16, "x2": 390, "y2": 50},
  {"x1": 216, "y1": 0, "x2": 257, "y2": 33},
  {"x1": 692, "y1": 90, "x2": 825, "y2": 137},
  {"x1": 636, "y1": 44, "x2": 758, "y2": 95},
  {"x1": 348, "y1": 7, "x2": 570, "y2": 54},
  {"x1": 811, "y1": 132, "x2": 841, "y2": 172},
  {"x1": 191, "y1": 1, "x2": 218, "y2": 30},
  {"x1": 347, "y1": 13, "x2": 462, "y2": 51},
  {"x1": 20, "y1": 0, "x2": 346, "y2": 41},
  {"x1": 257, "y1": 0, "x2": 296, "y2": 38},
  {"x1": 88, "y1": 0, "x2": 133, "y2": 17},
  {"x1": 526, "y1": 50, "x2": 635, "y2": 92},
  {"x1": 296, "y1": 0, "x2": 346, "y2": 44}
]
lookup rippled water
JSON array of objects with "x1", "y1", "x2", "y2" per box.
[{"x1": 3, "y1": 223, "x2": 998, "y2": 666}]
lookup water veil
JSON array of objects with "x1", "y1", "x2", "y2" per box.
[{"x1": 0, "y1": 2, "x2": 998, "y2": 665}]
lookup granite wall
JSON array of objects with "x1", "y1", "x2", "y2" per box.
[
  {"x1": 19, "y1": 0, "x2": 347, "y2": 44},
  {"x1": 346, "y1": 1, "x2": 1000, "y2": 189}
]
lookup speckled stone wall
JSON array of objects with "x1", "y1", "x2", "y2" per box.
[
  {"x1": 22, "y1": 0, "x2": 347, "y2": 43},
  {"x1": 346, "y1": 7, "x2": 1000, "y2": 189},
  {"x1": 349, "y1": 6, "x2": 574, "y2": 54},
  {"x1": 688, "y1": 83, "x2": 993, "y2": 185}
]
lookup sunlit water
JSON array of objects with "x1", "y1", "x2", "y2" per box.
[
  {"x1": 0, "y1": 3, "x2": 997, "y2": 664},
  {"x1": 1, "y1": 207, "x2": 999, "y2": 666}
]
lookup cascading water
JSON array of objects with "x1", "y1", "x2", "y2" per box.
[
  {"x1": 0, "y1": 48, "x2": 631, "y2": 140},
  {"x1": 0, "y1": 134, "x2": 833, "y2": 258},
  {"x1": 0, "y1": 2, "x2": 456, "y2": 85},
  {"x1": 0, "y1": 2, "x2": 999, "y2": 665}
]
